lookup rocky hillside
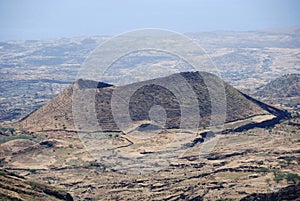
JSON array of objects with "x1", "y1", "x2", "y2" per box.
[
  {"x1": 240, "y1": 183, "x2": 300, "y2": 201},
  {"x1": 254, "y1": 74, "x2": 300, "y2": 109},
  {"x1": 2, "y1": 118, "x2": 299, "y2": 200},
  {"x1": 21, "y1": 71, "x2": 288, "y2": 132},
  {"x1": 0, "y1": 169, "x2": 73, "y2": 201}
]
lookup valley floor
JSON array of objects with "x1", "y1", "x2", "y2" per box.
[{"x1": 0, "y1": 117, "x2": 300, "y2": 200}]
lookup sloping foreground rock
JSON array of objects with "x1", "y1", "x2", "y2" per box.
[
  {"x1": 240, "y1": 183, "x2": 300, "y2": 201},
  {"x1": 0, "y1": 169, "x2": 73, "y2": 201}
]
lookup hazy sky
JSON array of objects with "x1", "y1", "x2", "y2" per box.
[{"x1": 1, "y1": 0, "x2": 300, "y2": 41}]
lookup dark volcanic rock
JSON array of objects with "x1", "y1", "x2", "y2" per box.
[{"x1": 240, "y1": 183, "x2": 300, "y2": 201}]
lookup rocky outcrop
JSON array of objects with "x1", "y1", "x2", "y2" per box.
[
  {"x1": 240, "y1": 183, "x2": 300, "y2": 201},
  {"x1": 0, "y1": 169, "x2": 73, "y2": 201}
]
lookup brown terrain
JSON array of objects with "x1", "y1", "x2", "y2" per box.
[
  {"x1": 253, "y1": 74, "x2": 300, "y2": 110},
  {"x1": 1, "y1": 119, "x2": 299, "y2": 200},
  {"x1": 0, "y1": 169, "x2": 73, "y2": 201},
  {"x1": 0, "y1": 71, "x2": 299, "y2": 200}
]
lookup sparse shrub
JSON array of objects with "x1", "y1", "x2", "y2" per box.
[
  {"x1": 278, "y1": 160, "x2": 286, "y2": 165},
  {"x1": 89, "y1": 161, "x2": 100, "y2": 167},
  {"x1": 105, "y1": 132, "x2": 121, "y2": 139},
  {"x1": 283, "y1": 157, "x2": 293, "y2": 166},
  {"x1": 1, "y1": 127, "x2": 15, "y2": 135},
  {"x1": 8, "y1": 128, "x2": 15, "y2": 134},
  {"x1": 256, "y1": 167, "x2": 270, "y2": 173},
  {"x1": 217, "y1": 181, "x2": 224, "y2": 186},
  {"x1": 265, "y1": 178, "x2": 271, "y2": 186},
  {"x1": 286, "y1": 173, "x2": 300, "y2": 184},
  {"x1": 216, "y1": 198, "x2": 235, "y2": 201},
  {"x1": 30, "y1": 183, "x2": 37, "y2": 190},
  {"x1": 29, "y1": 169, "x2": 37, "y2": 174},
  {"x1": 40, "y1": 141, "x2": 54, "y2": 147},
  {"x1": 274, "y1": 172, "x2": 285, "y2": 183},
  {"x1": 0, "y1": 135, "x2": 36, "y2": 144},
  {"x1": 296, "y1": 157, "x2": 300, "y2": 164}
]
